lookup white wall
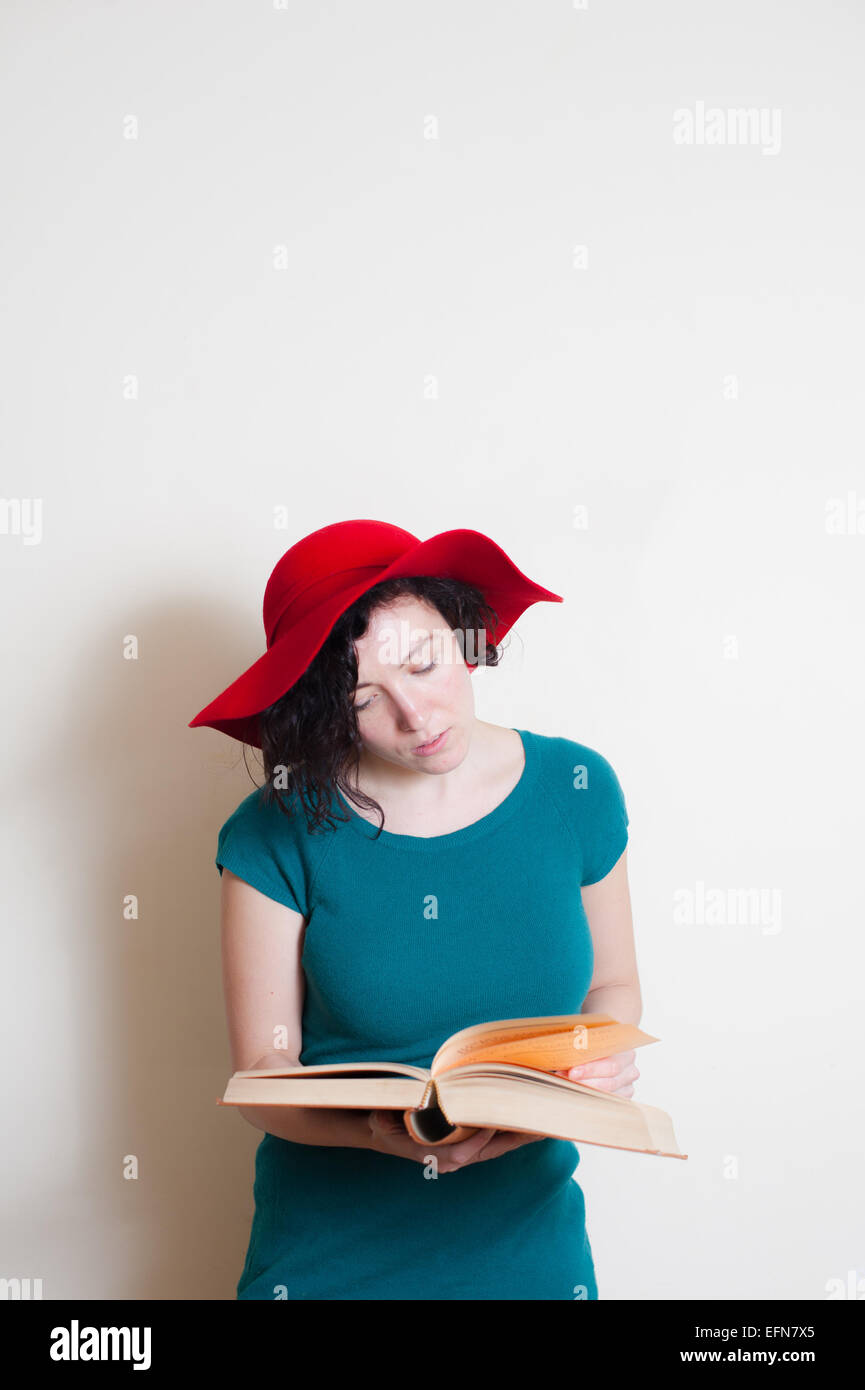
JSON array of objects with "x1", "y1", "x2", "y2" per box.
[{"x1": 2, "y1": 0, "x2": 862, "y2": 1300}]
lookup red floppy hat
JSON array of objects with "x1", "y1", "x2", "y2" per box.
[{"x1": 188, "y1": 518, "x2": 563, "y2": 748}]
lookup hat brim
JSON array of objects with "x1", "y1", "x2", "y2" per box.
[{"x1": 189, "y1": 527, "x2": 562, "y2": 748}]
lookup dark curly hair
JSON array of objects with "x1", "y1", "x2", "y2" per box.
[{"x1": 250, "y1": 575, "x2": 504, "y2": 839}]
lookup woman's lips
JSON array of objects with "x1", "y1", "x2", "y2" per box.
[{"x1": 413, "y1": 728, "x2": 449, "y2": 755}]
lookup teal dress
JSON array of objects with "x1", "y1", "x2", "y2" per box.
[{"x1": 215, "y1": 728, "x2": 629, "y2": 1300}]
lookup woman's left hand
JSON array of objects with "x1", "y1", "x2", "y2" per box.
[{"x1": 553, "y1": 1048, "x2": 639, "y2": 1098}]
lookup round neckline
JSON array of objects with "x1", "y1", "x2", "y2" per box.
[{"x1": 335, "y1": 728, "x2": 537, "y2": 851}]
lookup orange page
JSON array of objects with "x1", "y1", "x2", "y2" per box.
[{"x1": 432, "y1": 1014, "x2": 658, "y2": 1076}]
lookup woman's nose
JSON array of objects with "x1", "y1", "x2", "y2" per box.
[{"x1": 391, "y1": 693, "x2": 428, "y2": 728}]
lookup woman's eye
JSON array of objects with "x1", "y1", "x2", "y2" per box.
[{"x1": 354, "y1": 662, "x2": 436, "y2": 715}]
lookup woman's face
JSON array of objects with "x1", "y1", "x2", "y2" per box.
[{"x1": 351, "y1": 596, "x2": 478, "y2": 774}]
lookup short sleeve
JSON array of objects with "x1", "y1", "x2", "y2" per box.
[
  {"x1": 215, "y1": 789, "x2": 306, "y2": 915},
  {"x1": 572, "y1": 746, "x2": 630, "y2": 886}
]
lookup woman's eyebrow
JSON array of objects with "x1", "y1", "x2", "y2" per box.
[{"x1": 355, "y1": 633, "x2": 434, "y2": 690}]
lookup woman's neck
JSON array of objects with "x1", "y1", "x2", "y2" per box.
[{"x1": 349, "y1": 721, "x2": 521, "y2": 822}]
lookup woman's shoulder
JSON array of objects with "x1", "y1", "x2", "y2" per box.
[
  {"x1": 217, "y1": 782, "x2": 344, "y2": 852},
  {"x1": 524, "y1": 729, "x2": 629, "y2": 884},
  {"x1": 524, "y1": 727, "x2": 624, "y2": 784},
  {"x1": 217, "y1": 784, "x2": 289, "y2": 849},
  {"x1": 215, "y1": 783, "x2": 337, "y2": 915}
]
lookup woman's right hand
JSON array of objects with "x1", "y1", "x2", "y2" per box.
[{"x1": 365, "y1": 1110, "x2": 540, "y2": 1172}]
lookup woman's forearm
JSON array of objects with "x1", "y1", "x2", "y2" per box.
[
  {"x1": 581, "y1": 982, "x2": 642, "y2": 1026},
  {"x1": 238, "y1": 1102, "x2": 374, "y2": 1148},
  {"x1": 234, "y1": 1050, "x2": 374, "y2": 1148}
]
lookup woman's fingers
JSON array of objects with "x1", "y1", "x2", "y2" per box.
[
  {"x1": 369, "y1": 1109, "x2": 402, "y2": 1134},
  {"x1": 571, "y1": 1064, "x2": 640, "y2": 1091},
  {"x1": 571, "y1": 1049, "x2": 636, "y2": 1076},
  {"x1": 469, "y1": 1130, "x2": 545, "y2": 1163},
  {"x1": 445, "y1": 1128, "x2": 499, "y2": 1164},
  {"x1": 554, "y1": 1053, "x2": 641, "y2": 1094}
]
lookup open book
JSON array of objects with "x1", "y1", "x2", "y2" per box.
[{"x1": 218, "y1": 1012, "x2": 687, "y2": 1160}]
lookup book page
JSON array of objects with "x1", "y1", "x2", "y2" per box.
[
  {"x1": 233, "y1": 1061, "x2": 430, "y2": 1080},
  {"x1": 431, "y1": 1014, "x2": 658, "y2": 1076}
]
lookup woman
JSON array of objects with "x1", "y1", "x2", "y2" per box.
[{"x1": 190, "y1": 518, "x2": 642, "y2": 1300}]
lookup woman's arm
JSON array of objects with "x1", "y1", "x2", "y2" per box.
[
  {"x1": 220, "y1": 868, "x2": 372, "y2": 1149},
  {"x1": 580, "y1": 847, "x2": 641, "y2": 1021},
  {"x1": 561, "y1": 848, "x2": 643, "y2": 1095}
]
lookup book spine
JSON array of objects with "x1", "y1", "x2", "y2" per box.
[{"x1": 402, "y1": 1079, "x2": 481, "y2": 1146}]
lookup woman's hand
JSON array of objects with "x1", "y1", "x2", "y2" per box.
[
  {"x1": 553, "y1": 1048, "x2": 640, "y2": 1098},
  {"x1": 366, "y1": 1110, "x2": 545, "y2": 1172}
]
